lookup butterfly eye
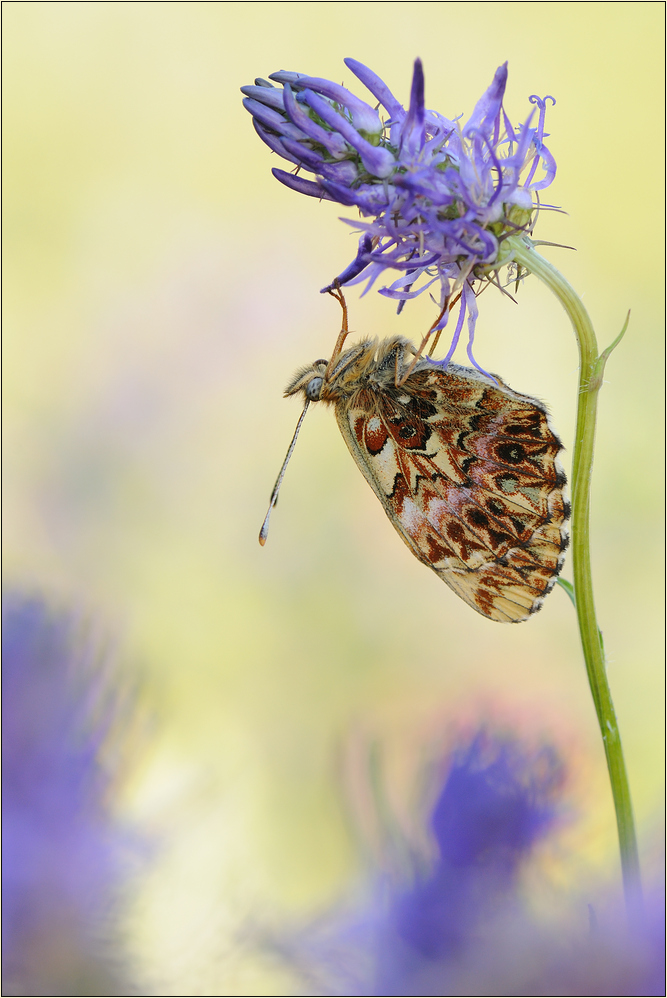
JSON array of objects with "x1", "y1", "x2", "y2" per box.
[{"x1": 306, "y1": 377, "x2": 323, "y2": 401}]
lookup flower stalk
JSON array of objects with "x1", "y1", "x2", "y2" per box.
[{"x1": 508, "y1": 235, "x2": 641, "y2": 922}]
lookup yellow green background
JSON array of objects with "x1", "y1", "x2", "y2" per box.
[{"x1": 4, "y1": 2, "x2": 664, "y2": 993}]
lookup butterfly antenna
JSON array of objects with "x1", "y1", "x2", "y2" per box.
[
  {"x1": 258, "y1": 401, "x2": 311, "y2": 545},
  {"x1": 325, "y1": 283, "x2": 350, "y2": 381}
]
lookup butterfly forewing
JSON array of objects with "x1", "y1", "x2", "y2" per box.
[{"x1": 287, "y1": 337, "x2": 569, "y2": 623}]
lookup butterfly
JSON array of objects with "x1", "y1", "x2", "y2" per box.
[{"x1": 260, "y1": 299, "x2": 569, "y2": 623}]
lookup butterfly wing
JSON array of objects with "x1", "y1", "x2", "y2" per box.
[{"x1": 334, "y1": 359, "x2": 569, "y2": 623}]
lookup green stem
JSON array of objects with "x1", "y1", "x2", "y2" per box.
[{"x1": 508, "y1": 236, "x2": 642, "y2": 921}]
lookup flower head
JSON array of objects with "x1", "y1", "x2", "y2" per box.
[
  {"x1": 387, "y1": 733, "x2": 563, "y2": 964},
  {"x1": 242, "y1": 59, "x2": 556, "y2": 374},
  {"x1": 271, "y1": 731, "x2": 664, "y2": 997},
  {"x1": 2, "y1": 594, "x2": 138, "y2": 994}
]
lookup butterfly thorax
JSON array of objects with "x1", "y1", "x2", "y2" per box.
[{"x1": 285, "y1": 338, "x2": 420, "y2": 405}]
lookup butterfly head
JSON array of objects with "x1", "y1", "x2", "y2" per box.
[
  {"x1": 284, "y1": 359, "x2": 329, "y2": 403},
  {"x1": 284, "y1": 342, "x2": 381, "y2": 405}
]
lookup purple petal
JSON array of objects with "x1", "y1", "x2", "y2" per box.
[
  {"x1": 320, "y1": 233, "x2": 375, "y2": 292},
  {"x1": 268, "y1": 70, "x2": 307, "y2": 88},
  {"x1": 526, "y1": 143, "x2": 557, "y2": 190},
  {"x1": 282, "y1": 84, "x2": 348, "y2": 158},
  {"x1": 241, "y1": 98, "x2": 303, "y2": 140},
  {"x1": 280, "y1": 138, "x2": 358, "y2": 184},
  {"x1": 477, "y1": 131, "x2": 504, "y2": 207},
  {"x1": 400, "y1": 58, "x2": 426, "y2": 155},
  {"x1": 296, "y1": 76, "x2": 383, "y2": 136},
  {"x1": 369, "y1": 251, "x2": 440, "y2": 270},
  {"x1": 464, "y1": 284, "x2": 497, "y2": 381},
  {"x1": 436, "y1": 293, "x2": 467, "y2": 367},
  {"x1": 303, "y1": 90, "x2": 396, "y2": 178},
  {"x1": 321, "y1": 181, "x2": 392, "y2": 212},
  {"x1": 393, "y1": 172, "x2": 449, "y2": 201},
  {"x1": 524, "y1": 96, "x2": 557, "y2": 189},
  {"x1": 278, "y1": 138, "x2": 325, "y2": 170},
  {"x1": 379, "y1": 275, "x2": 440, "y2": 299},
  {"x1": 252, "y1": 120, "x2": 301, "y2": 165},
  {"x1": 271, "y1": 167, "x2": 333, "y2": 200},
  {"x1": 240, "y1": 85, "x2": 285, "y2": 112},
  {"x1": 385, "y1": 270, "x2": 423, "y2": 291},
  {"x1": 500, "y1": 110, "x2": 537, "y2": 186},
  {"x1": 318, "y1": 161, "x2": 359, "y2": 185},
  {"x1": 344, "y1": 57, "x2": 404, "y2": 118},
  {"x1": 464, "y1": 62, "x2": 508, "y2": 136},
  {"x1": 342, "y1": 260, "x2": 386, "y2": 296}
]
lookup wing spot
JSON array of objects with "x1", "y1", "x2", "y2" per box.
[
  {"x1": 496, "y1": 442, "x2": 526, "y2": 464},
  {"x1": 364, "y1": 416, "x2": 389, "y2": 455},
  {"x1": 466, "y1": 508, "x2": 489, "y2": 528},
  {"x1": 487, "y1": 499, "x2": 506, "y2": 517},
  {"x1": 497, "y1": 475, "x2": 519, "y2": 493},
  {"x1": 447, "y1": 521, "x2": 465, "y2": 542}
]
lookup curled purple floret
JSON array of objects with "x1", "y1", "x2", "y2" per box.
[
  {"x1": 524, "y1": 94, "x2": 557, "y2": 188},
  {"x1": 321, "y1": 233, "x2": 375, "y2": 292},
  {"x1": 242, "y1": 58, "x2": 557, "y2": 368},
  {"x1": 252, "y1": 120, "x2": 301, "y2": 166},
  {"x1": 464, "y1": 62, "x2": 508, "y2": 136},
  {"x1": 294, "y1": 76, "x2": 383, "y2": 137},
  {"x1": 343, "y1": 57, "x2": 404, "y2": 118},
  {"x1": 241, "y1": 98, "x2": 302, "y2": 140},
  {"x1": 401, "y1": 58, "x2": 426, "y2": 155},
  {"x1": 240, "y1": 84, "x2": 285, "y2": 113},
  {"x1": 271, "y1": 168, "x2": 333, "y2": 200},
  {"x1": 280, "y1": 138, "x2": 358, "y2": 184},
  {"x1": 282, "y1": 84, "x2": 348, "y2": 158},
  {"x1": 268, "y1": 70, "x2": 306, "y2": 88},
  {"x1": 301, "y1": 89, "x2": 395, "y2": 178}
]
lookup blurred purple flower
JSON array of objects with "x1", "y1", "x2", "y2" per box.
[
  {"x1": 385, "y1": 734, "x2": 562, "y2": 967},
  {"x1": 2, "y1": 594, "x2": 139, "y2": 996},
  {"x1": 273, "y1": 732, "x2": 664, "y2": 996},
  {"x1": 242, "y1": 59, "x2": 556, "y2": 374}
]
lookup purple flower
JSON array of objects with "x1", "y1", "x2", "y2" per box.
[
  {"x1": 242, "y1": 59, "x2": 556, "y2": 375},
  {"x1": 271, "y1": 732, "x2": 664, "y2": 997},
  {"x1": 387, "y1": 734, "x2": 562, "y2": 964},
  {"x1": 2, "y1": 594, "x2": 137, "y2": 995}
]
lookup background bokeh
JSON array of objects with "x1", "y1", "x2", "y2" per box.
[{"x1": 4, "y1": 2, "x2": 664, "y2": 993}]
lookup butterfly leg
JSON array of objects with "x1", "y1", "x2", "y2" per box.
[
  {"x1": 325, "y1": 283, "x2": 351, "y2": 381},
  {"x1": 395, "y1": 293, "x2": 460, "y2": 387}
]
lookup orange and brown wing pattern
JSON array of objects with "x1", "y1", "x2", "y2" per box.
[{"x1": 333, "y1": 347, "x2": 569, "y2": 622}]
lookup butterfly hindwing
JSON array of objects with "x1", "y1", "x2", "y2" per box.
[
  {"x1": 286, "y1": 337, "x2": 569, "y2": 623},
  {"x1": 331, "y1": 345, "x2": 568, "y2": 623}
]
